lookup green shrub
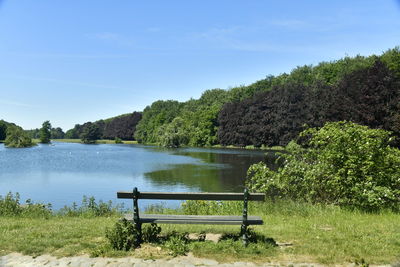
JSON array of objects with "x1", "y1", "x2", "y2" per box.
[
  {"x1": 105, "y1": 219, "x2": 139, "y2": 251},
  {"x1": 0, "y1": 192, "x2": 52, "y2": 218},
  {"x1": 114, "y1": 137, "x2": 123, "y2": 144},
  {"x1": 247, "y1": 121, "x2": 400, "y2": 211},
  {"x1": 58, "y1": 196, "x2": 121, "y2": 217},
  {"x1": 142, "y1": 223, "x2": 161, "y2": 243},
  {"x1": 163, "y1": 232, "x2": 189, "y2": 256},
  {"x1": 5, "y1": 126, "x2": 34, "y2": 148}
]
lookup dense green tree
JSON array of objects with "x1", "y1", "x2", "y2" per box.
[
  {"x1": 0, "y1": 120, "x2": 7, "y2": 140},
  {"x1": 103, "y1": 112, "x2": 142, "y2": 140},
  {"x1": 134, "y1": 100, "x2": 183, "y2": 143},
  {"x1": 81, "y1": 123, "x2": 101, "y2": 144},
  {"x1": 50, "y1": 127, "x2": 65, "y2": 139},
  {"x1": 158, "y1": 117, "x2": 189, "y2": 148},
  {"x1": 247, "y1": 122, "x2": 400, "y2": 211},
  {"x1": 218, "y1": 59, "x2": 400, "y2": 147},
  {"x1": 39, "y1": 121, "x2": 52, "y2": 143},
  {"x1": 4, "y1": 126, "x2": 34, "y2": 148}
]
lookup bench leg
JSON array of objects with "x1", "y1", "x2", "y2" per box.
[
  {"x1": 134, "y1": 222, "x2": 142, "y2": 247},
  {"x1": 241, "y1": 223, "x2": 248, "y2": 246}
]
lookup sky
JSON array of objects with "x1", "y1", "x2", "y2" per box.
[{"x1": 0, "y1": 1, "x2": 399, "y2": 131}]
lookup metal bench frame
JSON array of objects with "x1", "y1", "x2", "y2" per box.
[{"x1": 117, "y1": 187, "x2": 265, "y2": 246}]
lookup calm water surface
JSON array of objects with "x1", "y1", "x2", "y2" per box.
[{"x1": 0, "y1": 142, "x2": 276, "y2": 209}]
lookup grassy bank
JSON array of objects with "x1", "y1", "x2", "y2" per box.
[
  {"x1": 0, "y1": 199, "x2": 399, "y2": 265},
  {"x1": 53, "y1": 139, "x2": 138, "y2": 144}
]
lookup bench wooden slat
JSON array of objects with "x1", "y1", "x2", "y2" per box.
[
  {"x1": 124, "y1": 214, "x2": 264, "y2": 225},
  {"x1": 117, "y1": 191, "x2": 265, "y2": 201}
]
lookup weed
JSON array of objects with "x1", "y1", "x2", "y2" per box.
[{"x1": 105, "y1": 219, "x2": 138, "y2": 251}]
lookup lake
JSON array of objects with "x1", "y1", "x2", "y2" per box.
[{"x1": 0, "y1": 142, "x2": 277, "y2": 210}]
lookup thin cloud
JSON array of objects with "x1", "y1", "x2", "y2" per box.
[
  {"x1": 269, "y1": 19, "x2": 309, "y2": 29},
  {"x1": 85, "y1": 32, "x2": 135, "y2": 47},
  {"x1": 7, "y1": 52, "x2": 134, "y2": 59},
  {"x1": 0, "y1": 99, "x2": 37, "y2": 108},
  {"x1": 12, "y1": 75, "x2": 129, "y2": 91}
]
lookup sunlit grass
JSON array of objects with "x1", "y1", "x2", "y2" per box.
[{"x1": 1, "y1": 200, "x2": 399, "y2": 264}]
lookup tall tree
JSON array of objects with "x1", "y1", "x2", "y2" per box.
[
  {"x1": 5, "y1": 126, "x2": 34, "y2": 148},
  {"x1": 81, "y1": 123, "x2": 101, "y2": 144},
  {"x1": 39, "y1": 121, "x2": 52, "y2": 143}
]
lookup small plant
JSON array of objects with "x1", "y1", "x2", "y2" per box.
[
  {"x1": 105, "y1": 219, "x2": 139, "y2": 251},
  {"x1": 142, "y1": 223, "x2": 161, "y2": 243},
  {"x1": 0, "y1": 192, "x2": 52, "y2": 218},
  {"x1": 115, "y1": 137, "x2": 123, "y2": 144},
  {"x1": 355, "y1": 258, "x2": 370, "y2": 267},
  {"x1": 163, "y1": 232, "x2": 189, "y2": 256}
]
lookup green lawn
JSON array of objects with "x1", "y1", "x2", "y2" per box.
[{"x1": 0, "y1": 201, "x2": 399, "y2": 265}]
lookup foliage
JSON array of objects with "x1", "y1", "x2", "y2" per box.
[
  {"x1": 163, "y1": 232, "x2": 189, "y2": 256},
  {"x1": 80, "y1": 123, "x2": 101, "y2": 144},
  {"x1": 134, "y1": 100, "x2": 183, "y2": 143},
  {"x1": 65, "y1": 112, "x2": 141, "y2": 141},
  {"x1": 50, "y1": 127, "x2": 65, "y2": 139},
  {"x1": 0, "y1": 192, "x2": 52, "y2": 218},
  {"x1": 102, "y1": 112, "x2": 142, "y2": 140},
  {"x1": 157, "y1": 117, "x2": 189, "y2": 147},
  {"x1": 58, "y1": 196, "x2": 121, "y2": 217},
  {"x1": 0, "y1": 120, "x2": 8, "y2": 140},
  {"x1": 247, "y1": 121, "x2": 400, "y2": 211},
  {"x1": 219, "y1": 59, "x2": 400, "y2": 147},
  {"x1": 114, "y1": 137, "x2": 123, "y2": 144},
  {"x1": 4, "y1": 125, "x2": 34, "y2": 148},
  {"x1": 39, "y1": 120, "x2": 52, "y2": 143},
  {"x1": 105, "y1": 218, "x2": 138, "y2": 251},
  {"x1": 142, "y1": 223, "x2": 162, "y2": 243}
]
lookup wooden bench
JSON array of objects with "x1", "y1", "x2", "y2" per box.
[{"x1": 117, "y1": 187, "x2": 265, "y2": 246}]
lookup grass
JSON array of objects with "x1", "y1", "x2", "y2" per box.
[
  {"x1": 1, "y1": 197, "x2": 399, "y2": 265},
  {"x1": 53, "y1": 139, "x2": 138, "y2": 144}
]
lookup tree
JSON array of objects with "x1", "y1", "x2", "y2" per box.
[
  {"x1": 0, "y1": 120, "x2": 7, "y2": 140},
  {"x1": 4, "y1": 126, "x2": 34, "y2": 148},
  {"x1": 50, "y1": 127, "x2": 65, "y2": 139},
  {"x1": 247, "y1": 121, "x2": 400, "y2": 211},
  {"x1": 39, "y1": 121, "x2": 52, "y2": 143},
  {"x1": 81, "y1": 123, "x2": 101, "y2": 144}
]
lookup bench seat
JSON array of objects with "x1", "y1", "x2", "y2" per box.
[{"x1": 124, "y1": 214, "x2": 263, "y2": 225}]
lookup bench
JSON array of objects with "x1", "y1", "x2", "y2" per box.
[{"x1": 117, "y1": 187, "x2": 265, "y2": 246}]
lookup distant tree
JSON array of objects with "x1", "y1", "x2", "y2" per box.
[
  {"x1": 81, "y1": 123, "x2": 101, "y2": 144},
  {"x1": 0, "y1": 120, "x2": 7, "y2": 140},
  {"x1": 25, "y1": 128, "x2": 40, "y2": 139},
  {"x1": 39, "y1": 121, "x2": 52, "y2": 143},
  {"x1": 5, "y1": 126, "x2": 34, "y2": 148},
  {"x1": 50, "y1": 127, "x2": 65, "y2": 139},
  {"x1": 103, "y1": 112, "x2": 142, "y2": 140}
]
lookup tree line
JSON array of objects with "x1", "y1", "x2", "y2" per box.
[
  {"x1": 65, "y1": 112, "x2": 142, "y2": 142},
  {"x1": 133, "y1": 47, "x2": 400, "y2": 148},
  {"x1": 3, "y1": 47, "x2": 400, "y2": 148}
]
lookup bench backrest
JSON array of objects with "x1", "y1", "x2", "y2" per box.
[{"x1": 117, "y1": 191, "x2": 265, "y2": 201}]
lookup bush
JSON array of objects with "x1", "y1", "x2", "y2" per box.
[
  {"x1": 142, "y1": 223, "x2": 161, "y2": 243},
  {"x1": 0, "y1": 192, "x2": 52, "y2": 218},
  {"x1": 247, "y1": 121, "x2": 400, "y2": 211},
  {"x1": 58, "y1": 196, "x2": 121, "y2": 217},
  {"x1": 105, "y1": 219, "x2": 139, "y2": 251},
  {"x1": 5, "y1": 126, "x2": 34, "y2": 148},
  {"x1": 114, "y1": 137, "x2": 123, "y2": 144},
  {"x1": 163, "y1": 232, "x2": 189, "y2": 256}
]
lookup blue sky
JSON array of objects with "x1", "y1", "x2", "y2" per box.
[{"x1": 0, "y1": 0, "x2": 399, "y2": 131}]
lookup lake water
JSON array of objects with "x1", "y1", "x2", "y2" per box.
[{"x1": 0, "y1": 142, "x2": 276, "y2": 210}]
